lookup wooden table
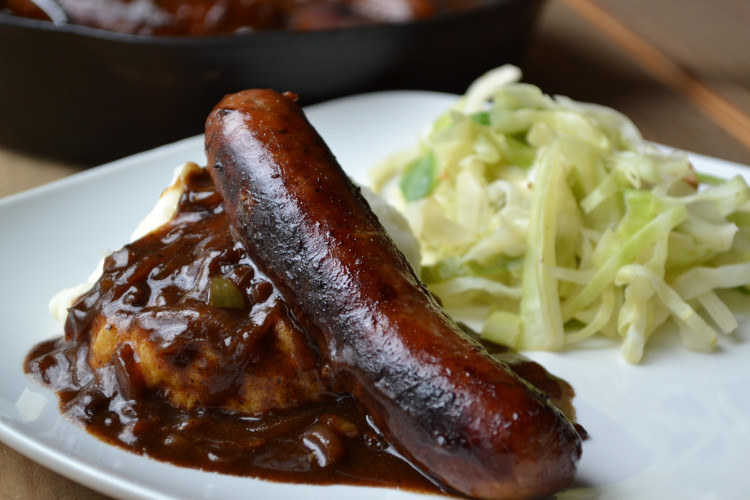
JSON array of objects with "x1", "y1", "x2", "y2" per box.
[{"x1": 2, "y1": 0, "x2": 749, "y2": 497}]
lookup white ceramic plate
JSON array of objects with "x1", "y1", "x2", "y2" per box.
[{"x1": 1, "y1": 91, "x2": 749, "y2": 500}]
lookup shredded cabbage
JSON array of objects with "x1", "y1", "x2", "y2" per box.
[{"x1": 370, "y1": 66, "x2": 750, "y2": 363}]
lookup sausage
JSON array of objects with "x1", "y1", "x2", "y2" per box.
[{"x1": 204, "y1": 89, "x2": 582, "y2": 499}]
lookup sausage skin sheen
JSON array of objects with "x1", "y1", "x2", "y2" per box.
[{"x1": 205, "y1": 89, "x2": 582, "y2": 499}]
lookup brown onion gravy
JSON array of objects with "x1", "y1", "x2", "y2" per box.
[
  {"x1": 25, "y1": 165, "x2": 577, "y2": 496},
  {"x1": 1, "y1": 0, "x2": 489, "y2": 37}
]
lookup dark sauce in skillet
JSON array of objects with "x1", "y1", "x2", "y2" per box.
[
  {"x1": 1, "y1": 0, "x2": 490, "y2": 36},
  {"x1": 25, "y1": 164, "x2": 578, "y2": 495}
]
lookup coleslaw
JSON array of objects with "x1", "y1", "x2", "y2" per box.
[{"x1": 371, "y1": 66, "x2": 750, "y2": 363}]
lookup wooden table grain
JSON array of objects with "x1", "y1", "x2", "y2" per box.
[{"x1": 2, "y1": 0, "x2": 749, "y2": 498}]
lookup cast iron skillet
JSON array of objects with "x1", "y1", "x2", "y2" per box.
[{"x1": 0, "y1": 0, "x2": 544, "y2": 164}]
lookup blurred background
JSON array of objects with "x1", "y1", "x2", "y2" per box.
[{"x1": 1, "y1": 0, "x2": 749, "y2": 497}]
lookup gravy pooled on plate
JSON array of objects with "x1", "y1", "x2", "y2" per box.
[{"x1": 26, "y1": 163, "x2": 579, "y2": 495}]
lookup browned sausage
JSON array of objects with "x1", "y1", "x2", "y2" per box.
[{"x1": 204, "y1": 89, "x2": 582, "y2": 499}]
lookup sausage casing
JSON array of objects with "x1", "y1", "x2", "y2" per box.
[{"x1": 205, "y1": 89, "x2": 582, "y2": 499}]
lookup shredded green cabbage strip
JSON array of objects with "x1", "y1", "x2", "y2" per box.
[{"x1": 370, "y1": 66, "x2": 750, "y2": 363}]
